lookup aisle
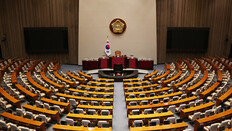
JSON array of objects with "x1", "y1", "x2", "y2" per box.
[{"x1": 112, "y1": 82, "x2": 129, "y2": 131}]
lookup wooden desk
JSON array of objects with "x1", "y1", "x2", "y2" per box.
[
  {"x1": 0, "y1": 112, "x2": 45, "y2": 131},
  {"x1": 124, "y1": 84, "x2": 159, "y2": 91},
  {"x1": 130, "y1": 122, "x2": 188, "y2": 131},
  {"x1": 194, "y1": 59, "x2": 206, "y2": 73},
  {"x1": 15, "y1": 83, "x2": 38, "y2": 101},
  {"x1": 53, "y1": 124, "x2": 112, "y2": 131},
  {"x1": 195, "y1": 108, "x2": 232, "y2": 131},
  {"x1": 53, "y1": 71, "x2": 75, "y2": 87},
  {"x1": 89, "y1": 81, "x2": 114, "y2": 86},
  {"x1": 66, "y1": 71, "x2": 85, "y2": 83},
  {"x1": 69, "y1": 88, "x2": 113, "y2": 95},
  {"x1": 153, "y1": 70, "x2": 170, "y2": 83},
  {"x1": 97, "y1": 78, "x2": 114, "y2": 82},
  {"x1": 56, "y1": 93, "x2": 113, "y2": 102},
  {"x1": 173, "y1": 70, "x2": 195, "y2": 90},
  {"x1": 125, "y1": 87, "x2": 170, "y2": 97},
  {"x1": 127, "y1": 96, "x2": 197, "y2": 114},
  {"x1": 185, "y1": 71, "x2": 208, "y2": 94},
  {"x1": 126, "y1": 91, "x2": 183, "y2": 103},
  {"x1": 40, "y1": 72, "x2": 65, "y2": 91},
  {"x1": 144, "y1": 70, "x2": 158, "y2": 80},
  {"x1": 78, "y1": 71, "x2": 93, "y2": 80},
  {"x1": 23, "y1": 104, "x2": 59, "y2": 122},
  {"x1": 26, "y1": 72, "x2": 52, "y2": 96},
  {"x1": 128, "y1": 111, "x2": 173, "y2": 126},
  {"x1": 77, "y1": 104, "x2": 113, "y2": 110},
  {"x1": 162, "y1": 70, "x2": 182, "y2": 87},
  {"x1": 40, "y1": 98, "x2": 70, "y2": 112},
  {"x1": 79, "y1": 84, "x2": 114, "y2": 90},
  {"x1": 180, "y1": 101, "x2": 215, "y2": 118},
  {"x1": 124, "y1": 81, "x2": 149, "y2": 86},
  {"x1": 199, "y1": 82, "x2": 220, "y2": 99},
  {"x1": 0, "y1": 87, "x2": 20, "y2": 107},
  {"x1": 123, "y1": 78, "x2": 141, "y2": 82},
  {"x1": 67, "y1": 113, "x2": 112, "y2": 125},
  {"x1": 216, "y1": 71, "x2": 223, "y2": 82},
  {"x1": 216, "y1": 86, "x2": 232, "y2": 106}
]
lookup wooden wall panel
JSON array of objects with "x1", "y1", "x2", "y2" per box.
[
  {"x1": 0, "y1": 0, "x2": 79, "y2": 64},
  {"x1": 157, "y1": 0, "x2": 232, "y2": 63}
]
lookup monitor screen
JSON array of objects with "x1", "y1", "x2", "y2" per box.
[
  {"x1": 24, "y1": 27, "x2": 69, "y2": 54},
  {"x1": 167, "y1": 27, "x2": 209, "y2": 53}
]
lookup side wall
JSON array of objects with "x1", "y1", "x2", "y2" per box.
[
  {"x1": 0, "y1": 0, "x2": 79, "y2": 64},
  {"x1": 157, "y1": 0, "x2": 232, "y2": 63}
]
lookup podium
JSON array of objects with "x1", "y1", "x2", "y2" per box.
[
  {"x1": 112, "y1": 57, "x2": 125, "y2": 68},
  {"x1": 99, "y1": 57, "x2": 108, "y2": 69}
]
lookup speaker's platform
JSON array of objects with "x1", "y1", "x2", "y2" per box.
[{"x1": 98, "y1": 69, "x2": 138, "y2": 82}]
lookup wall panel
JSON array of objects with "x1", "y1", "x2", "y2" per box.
[
  {"x1": 0, "y1": 0, "x2": 79, "y2": 64},
  {"x1": 157, "y1": 0, "x2": 232, "y2": 63}
]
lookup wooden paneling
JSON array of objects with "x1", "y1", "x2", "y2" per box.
[
  {"x1": 157, "y1": 0, "x2": 232, "y2": 63},
  {"x1": 0, "y1": 0, "x2": 79, "y2": 64}
]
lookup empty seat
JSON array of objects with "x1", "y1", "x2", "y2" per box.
[
  {"x1": 152, "y1": 99, "x2": 159, "y2": 104},
  {"x1": 134, "y1": 120, "x2": 143, "y2": 127},
  {"x1": 101, "y1": 110, "x2": 109, "y2": 116},
  {"x1": 132, "y1": 109, "x2": 140, "y2": 115},
  {"x1": 80, "y1": 100, "x2": 88, "y2": 105},
  {"x1": 141, "y1": 100, "x2": 148, "y2": 105},
  {"x1": 168, "y1": 105, "x2": 176, "y2": 113},
  {"x1": 74, "y1": 108, "x2": 84, "y2": 114},
  {"x1": 166, "y1": 117, "x2": 175, "y2": 124},
  {"x1": 66, "y1": 118, "x2": 74, "y2": 126},
  {"x1": 139, "y1": 94, "x2": 145, "y2": 98},
  {"x1": 156, "y1": 108, "x2": 163, "y2": 113},
  {"x1": 129, "y1": 101, "x2": 137, "y2": 106},
  {"x1": 91, "y1": 101, "x2": 99, "y2": 106},
  {"x1": 149, "y1": 119, "x2": 160, "y2": 126},
  {"x1": 87, "y1": 109, "x2": 97, "y2": 115},
  {"x1": 144, "y1": 109, "x2": 154, "y2": 114},
  {"x1": 188, "y1": 112, "x2": 201, "y2": 121},
  {"x1": 98, "y1": 121, "x2": 108, "y2": 128},
  {"x1": 82, "y1": 120, "x2": 90, "y2": 127},
  {"x1": 129, "y1": 94, "x2": 135, "y2": 98},
  {"x1": 204, "y1": 123, "x2": 220, "y2": 131},
  {"x1": 163, "y1": 97, "x2": 169, "y2": 103},
  {"x1": 103, "y1": 102, "x2": 111, "y2": 106}
]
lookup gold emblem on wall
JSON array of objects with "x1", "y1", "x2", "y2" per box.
[{"x1": 109, "y1": 18, "x2": 126, "y2": 34}]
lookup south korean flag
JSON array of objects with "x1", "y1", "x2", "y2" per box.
[{"x1": 105, "y1": 39, "x2": 111, "y2": 56}]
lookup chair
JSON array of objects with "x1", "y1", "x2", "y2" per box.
[
  {"x1": 156, "y1": 108, "x2": 163, "y2": 113},
  {"x1": 149, "y1": 119, "x2": 160, "y2": 126},
  {"x1": 144, "y1": 109, "x2": 154, "y2": 114},
  {"x1": 80, "y1": 100, "x2": 88, "y2": 105},
  {"x1": 129, "y1": 101, "x2": 137, "y2": 106},
  {"x1": 7, "y1": 123, "x2": 17, "y2": 131},
  {"x1": 44, "y1": 103, "x2": 50, "y2": 110},
  {"x1": 172, "y1": 96, "x2": 179, "y2": 101},
  {"x1": 74, "y1": 108, "x2": 84, "y2": 114},
  {"x1": 69, "y1": 99, "x2": 77, "y2": 107},
  {"x1": 82, "y1": 120, "x2": 90, "y2": 127},
  {"x1": 87, "y1": 109, "x2": 97, "y2": 115},
  {"x1": 176, "y1": 104, "x2": 186, "y2": 112},
  {"x1": 168, "y1": 105, "x2": 176, "y2": 113},
  {"x1": 134, "y1": 120, "x2": 143, "y2": 127},
  {"x1": 0, "y1": 120, "x2": 7, "y2": 130},
  {"x1": 101, "y1": 110, "x2": 109, "y2": 116},
  {"x1": 129, "y1": 94, "x2": 135, "y2": 98},
  {"x1": 189, "y1": 101, "x2": 195, "y2": 107},
  {"x1": 167, "y1": 117, "x2": 176, "y2": 124},
  {"x1": 141, "y1": 100, "x2": 148, "y2": 105},
  {"x1": 163, "y1": 97, "x2": 169, "y2": 103},
  {"x1": 24, "y1": 112, "x2": 33, "y2": 119},
  {"x1": 66, "y1": 118, "x2": 74, "y2": 126},
  {"x1": 163, "y1": 120, "x2": 170, "y2": 125},
  {"x1": 103, "y1": 102, "x2": 111, "y2": 106},
  {"x1": 188, "y1": 112, "x2": 201, "y2": 121},
  {"x1": 149, "y1": 93, "x2": 155, "y2": 97},
  {"x1": 17, "y1": 126, "x2": 31, "y2": 131},
  {"x1": 152, "y1": 99, "x2": 159, "y2": 104},
  {"x1": 91, "y1": 101, "x2": 99, "y2": 106},
  {"x1": 204, "y1": 123, "x2": 220, "y2": 131},
  {"x1": 98, "y1": 121, "x2": 108, "y2": 128},
  {"x1": 139, "y1": 94, "x2": 145, "y2": 98},
  {"x1": 61, "y1": 120, "x2": 67, "y2": 125},
  {"x1": 16, "y1": 108, "x2": 23, "y2": 116},
  {"x1": 132, "y1": 109, "x2": 140, "y2": 115}
]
